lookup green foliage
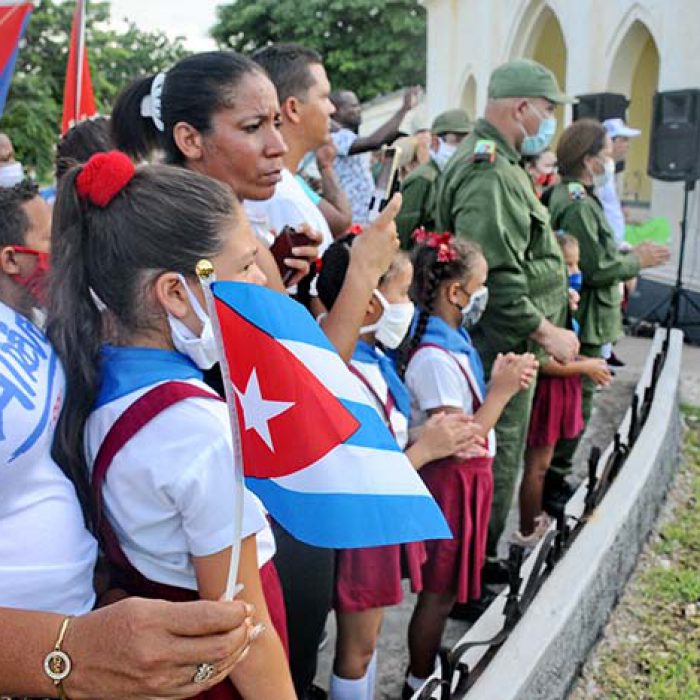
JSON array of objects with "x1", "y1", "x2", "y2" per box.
[
  {"x1": 211, "y1": 0, "x2": 426, "y2": 102},
  {"x1": 1, "y1": 0, "x2": 187, "y2": 181}
]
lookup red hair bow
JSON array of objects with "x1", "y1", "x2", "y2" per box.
[
  {"x1": 75, "y1": 151, "x2": 136, "y2": 208},
  {"x1": 411, "y1": 228, "x2": 458, "y2": 263}
]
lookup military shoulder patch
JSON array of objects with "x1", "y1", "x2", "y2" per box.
[
  {"x1": 472, "y1": 139, "x2": 496, "y2": 164},
  {"x1": 568, "y1": 182, "x2": 587, "y2": 201}
]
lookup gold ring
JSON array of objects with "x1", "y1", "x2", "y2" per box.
[{"x1": 193, "y1": 662, "x2": 216, "y2": 684}]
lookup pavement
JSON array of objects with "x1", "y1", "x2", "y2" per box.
[{"x1": 314, "y1": 333, "x2": 700, "y2": 699}]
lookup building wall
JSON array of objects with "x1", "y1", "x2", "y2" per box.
[{"x1": 423, "y1": 0, "x2": 700, "y2": 290}]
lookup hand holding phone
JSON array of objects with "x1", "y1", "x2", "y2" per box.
[
  {"x1": 368, "y1": 146, "x2": 402, "y2": 221},
  {"x1": 269, "y1": 225, "x2": 317, "y2": 285}
]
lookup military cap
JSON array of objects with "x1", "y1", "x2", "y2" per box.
[
  {"x1": 431, "y1": 109, "x2": 473, "y2": 136},
  {"x1": 488, "y1": 58, "x2": 577, "y2": 104}
]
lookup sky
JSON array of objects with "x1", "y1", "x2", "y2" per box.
[{"x1": 108, "y1": 0, "x2": 220, "y2": 51}]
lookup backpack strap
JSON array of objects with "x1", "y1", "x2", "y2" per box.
[
  {"x1": 415, "y1": 342, "x2": 483, "y2": 410},
  {"x1": 92, "y1": 381, "x2": 223, "y2": 571}
]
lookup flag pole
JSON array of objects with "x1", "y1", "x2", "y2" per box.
[
  {"x1": 74, "y1": 0, "x2": 85, "y2": 125},
  {"x1": 196, "y1": 260, "x2": 245, "y2": 600}
]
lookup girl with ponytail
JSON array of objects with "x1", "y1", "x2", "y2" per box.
[
  {"x1": 316, "y1": 237, "x2": 483, "y2": 700},
  {"x1": 48, "y1": 152, "x2": 295, "y2": 700},
  {"x1": 400, "y1": 231, "x2": 539, "y2": 698}
]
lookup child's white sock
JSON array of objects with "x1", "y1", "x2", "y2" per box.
[
  {"x1": 365, "y1": 650, "x2": 378, "y2": 698},
  {"x1": 406, "y1": 671, "x2": 427, "y2": 692},
  {"x1": 330, "y1": 672, "x2": 370, "y2": 700}
]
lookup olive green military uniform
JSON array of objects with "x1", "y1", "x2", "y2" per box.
[
  {"x1": 436, "y1": 117, "x2": 569, "y2": 559},
  {"x1": 547, "y1": 179, "x2": 641, "y2": 479},
  {"x1": 396, "y1": 159, "x2": 440, "y2": 247}
]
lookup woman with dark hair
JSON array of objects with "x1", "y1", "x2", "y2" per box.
[
  {"x1": 110, "y1": 50, "x2": 400, "y2": 362},
  {"x1": 545, "y1": 119, "x2": 669, "y2": 490},
  {"x1": 48, "y1": 152, "x2": 296, "y2": 700},
  {"x1": 111, "y1": 54, "x2": 401, "y2": 700}
]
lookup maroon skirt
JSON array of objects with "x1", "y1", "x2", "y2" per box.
[
  {"x1": 107, "y1": 559, "x2": 288, "y2": 700},
  {"x1": 419, "y1": 455, "x2": 494, "y2": 603},
  {"x1": 527, "y1": 375, "x2": 584, "y2": 448},
  {"x1": 334, "y1": 540, "x2": 425, "y2": 613}
]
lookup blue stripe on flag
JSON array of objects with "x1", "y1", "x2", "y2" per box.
[
  {"x1": 246, "y1": 477, "x2": 452, "y2": 548},
  {"x1": 0, "y1": 7, "x2": 32, "y2": 118},
  {"x1": 212, "y1": 281, "x2": 334, "y2": 353},
  {"x1": 340, "y1": 399, "x2": 401, "y2": 452}
]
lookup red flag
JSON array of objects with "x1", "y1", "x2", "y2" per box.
[
  {"x1": 61, "y1": 0, "x2": 96, "y2": 134},
  {"x1": 0, "y1": 2, "x2": 34, "y2": 119}
]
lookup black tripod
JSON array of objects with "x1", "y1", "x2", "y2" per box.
[
  {"x1": 666, "y1": 180, "x2": 700, "y2": 329},
  {"x1": 632, "y1": 179, "x2": 700, "y2": 332}
]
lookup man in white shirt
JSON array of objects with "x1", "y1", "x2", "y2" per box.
[
  {"x1": 331, "y1": 87, "x2": 420, "y2": 224},
  {"x1": 597, "y1": 117, "x2": 641, "y2": 247}
]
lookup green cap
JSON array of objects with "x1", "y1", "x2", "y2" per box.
[
  {"x1": 431, "y1": 109, "x2": 473, "y2": 135},
  {"x1": 488, "y1": 58, "x2": 577, "y2": 104}
]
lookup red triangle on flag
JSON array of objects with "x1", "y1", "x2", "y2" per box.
[
  {"x1": 0, "y1": 4, "x2": 32, "y2": 71},
  {"x1": 214, "y1": 297, "x2": 360, "y2": 479}
]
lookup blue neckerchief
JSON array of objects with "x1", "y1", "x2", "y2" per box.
[
  {"x1": 352, "y1": 340, "x2": 411, "y2": 419},
  {"x1": 95, "y1": 345, "x2": 203, "y2": 409},
  {"x1": 419, "y1": 314, "x2": 487, "y2": 396}
]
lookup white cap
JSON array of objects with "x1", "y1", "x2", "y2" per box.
[{"x1": 603, "y1": 117, "x2": 641, "y2": 139}]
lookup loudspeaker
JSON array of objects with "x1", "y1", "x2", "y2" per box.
[
  {"x1": 648, "y1": 89, "x2": 700, "y2": 182},
  {"x1": 573, "y1": 93, "x2": 629, "y2": 122}
]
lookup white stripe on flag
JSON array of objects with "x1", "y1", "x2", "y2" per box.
[
  {"x1": 280, "y1": 339, "x2": 374, "y2": 405},
  {"x1": 270, "y1": 442, "x2": 427, "y2": 497}
]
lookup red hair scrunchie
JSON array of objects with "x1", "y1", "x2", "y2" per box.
[{"x1": 75, "y1": 150, "x2": 136, "y2": 208}]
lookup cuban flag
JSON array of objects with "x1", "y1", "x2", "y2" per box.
[
  {"x1": 0, "y1": 2, "x2": 33, "y2": 119},
  {"x1": 61, "y1": 0, "x2": 96, "y2": 134},
  {"x1": 210, "y1": 281, "x2": 451, "y2": 548}
]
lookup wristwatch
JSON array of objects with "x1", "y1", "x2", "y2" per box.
[{"x1": 43, "y1": 616, "x2": 73, "y2": 700}]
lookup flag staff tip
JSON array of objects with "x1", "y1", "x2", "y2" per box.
[{"x1": 196, "y1": 259, "x2": 215, "y2": 282}]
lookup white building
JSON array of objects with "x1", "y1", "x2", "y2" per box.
[{"x1": 366, "y1": 0, "x2": 700, "y2": 291}]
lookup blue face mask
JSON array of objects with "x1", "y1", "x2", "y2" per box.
[
  {"x1": 520, "y1": 102, "x2": 557, "y2": 156},
  {"x1": 568, "y1": 271, "x2": 583, "y2": 292}
]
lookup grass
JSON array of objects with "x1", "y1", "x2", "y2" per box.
[{"x1": 571, "y1": 406, "x2": 700, "y2": 700}]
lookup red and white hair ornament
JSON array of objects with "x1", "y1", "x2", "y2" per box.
[
  {"x1": 411, "y1": 227, "x2": 458, "y2": 263},
  {"x1": 75, "y1": 151, "x2": 136, "y2": 208}
]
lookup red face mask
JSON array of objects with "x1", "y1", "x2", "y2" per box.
[{"x1": 11, "y1": 245, "x2": 50, "y2": 307}]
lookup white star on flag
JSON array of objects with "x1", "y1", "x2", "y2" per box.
[{"x1": 233, "y1": 368, "x2": 295, "y2": 452}]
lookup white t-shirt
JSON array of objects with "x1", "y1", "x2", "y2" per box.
[
  {"x1": 405, "y1": 346, "x2": 496, "y2": 456},
  {"x1": 596, "y1": 175, "x2": 626, "y2": 246},
  {"x1": 0, "y1": 302, "x2": 97, "y2": 613},
  {"x1": 244, "y1": 167, "x2": 333, "y2": 252},
  {"x1": 350, "y1": 357, "x2": 409, "y2": 450},
  {"x1": 85, "y1": 378, "x2": 275, "y2": 591}
]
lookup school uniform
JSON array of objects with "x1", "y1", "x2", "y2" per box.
[
  {"x1": 334, "y1": 341, "x2": 424, "y2": 613},
  {"x1": 404, "y1": 316, "x2": 495, "y2": 603},
  {"x1": 85, "y1": 346, "x2": 287, "y2": 700}
]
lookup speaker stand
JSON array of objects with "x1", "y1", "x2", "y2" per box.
[{"x1": 631, "y1": 179, "x2": 700, "y2": 333}]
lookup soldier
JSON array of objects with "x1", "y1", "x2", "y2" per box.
[
  {"x1": 436, "y1": 58, "x2": 579, "y2": 586},
  {"x1": 545, "y1": 119, "x2": 669, "y2": 505},
  {"x1": 396, "y1": 109, "x2": 472, "y2": 246}
]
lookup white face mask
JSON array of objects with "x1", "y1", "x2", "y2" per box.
[
  {"x1": 460, "y1": 286, "x2": 489, "y2": 328},
  {"x1": 0, "y1": 161, "x2": 24, "y2": 188},
  {"x1": 590, "y1": 157, "x2": 615, "y2": 189},
  {"x1": 431, "y1": 138, "x2": 457, "y2": 170},
  {"x1": 361, "y1": 289, "x2": 415, "y2": 349},
  {"x1": 167, "y1": 275, "x2": 219, "y2": 370}
]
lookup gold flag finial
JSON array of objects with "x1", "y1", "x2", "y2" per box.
[{"x1": 196, "y1": 259, "x2": 215, "y2": 281}]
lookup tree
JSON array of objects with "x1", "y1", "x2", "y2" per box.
[
  {"x1": 1, "y1": 0, "x2": 188, "y2": 181},
  {"x1": 211, "y1": 0, "x2": 426, "y2": 103}
]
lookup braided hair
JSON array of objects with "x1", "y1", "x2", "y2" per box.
[{"x1": 398, "y1": 236, "x2": 483, "y2": 376}]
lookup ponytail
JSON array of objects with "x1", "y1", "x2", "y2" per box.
[
  {"x1": 111, "y1": 75, "x2": 163, "y2": 162},
  {"x1": 47, "y1": 169, "x2": 104, "y2": 524}
]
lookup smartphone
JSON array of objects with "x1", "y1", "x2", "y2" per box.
[
  {"x1": 269, "y1": 225, "x2": 315, "y2": 285},
  {"x1": 367, "y1": 146, "x2": 402, "y2": 221}
]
